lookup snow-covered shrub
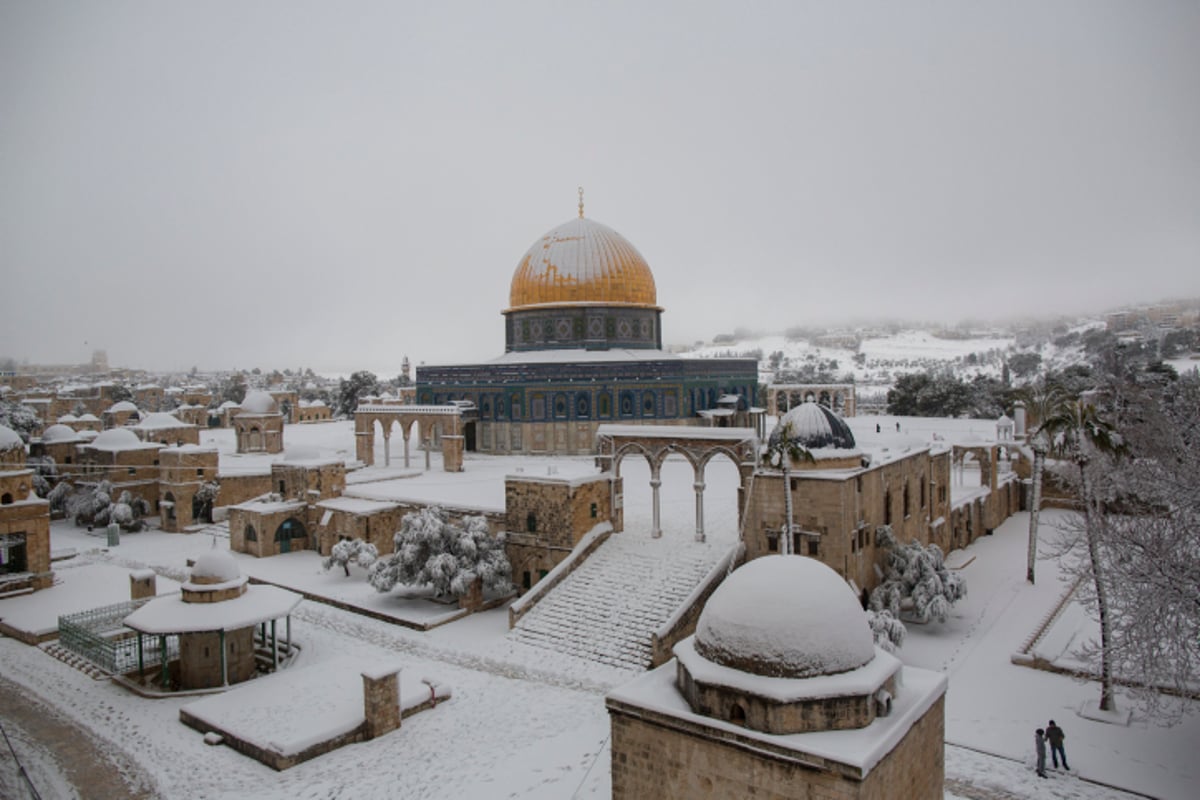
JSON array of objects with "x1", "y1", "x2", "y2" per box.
[
  {"x1": 368, "y1": 506, "x2": 511, "y2": 598},
  {"x1": 323, "y1": 538, "x2": 379, "y2": 576},
  {"x1": 870, "y1": 526, "x2": 966, "y2": 624},
  {"x1": 866, "y1": 608, "x2": 906, "y2": 653}
]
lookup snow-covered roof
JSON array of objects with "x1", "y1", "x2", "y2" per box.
[
  {"x1": 217, "y1": 400, "x2": 241, "y2": 410},
  {"x1": 77, "y1": 413, "x2": 100, "y2": 422},
  {"x1": 694, "y1": 555, "x2": 875, "y2": 679},
  {"x1": 0, "y1": 424, "x2": 23, "y2": 451},
  {"x1": 107, "y1": 400, "x2": 139, "y2": 413},
  {"x1": 87, "y1": 428, "x2": 160, "y2": 451},
  {"x1": 57, "y1": 413, "x2": 79, "y2": 423},
  {"x1": 316, "y1": 497, "x2": 399, "y2": 515},
  {"x1": 40, "y1": 424, "x2": 83, "y2": 444},
  {"x1": 123, "y1": 585, "x2": 303, "y2": 634},
  {"x1": 239, "y1": 390, "x2": 279, "y2": 415},
  {"x1": 134, "y1": 412, "x2": 194, "y2": 430}
]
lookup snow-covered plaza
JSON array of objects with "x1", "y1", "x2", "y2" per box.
[{"x1": 1, "y1": 419, "x2": 1197, "y2": 799}]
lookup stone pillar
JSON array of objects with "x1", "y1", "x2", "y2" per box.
[
  {"x1": 403, "y1": 433, "x2": 411, "y2": 468},
  {"x1": 356, "y1": 430, "x2": 375, "y2": 467},
  {"x1": 693, "y1": 479, "x2": 706, "y2": 543},
  {"x1": 383, "y1": 433, "x2": 391, "y2": 467},
  {"x1": 1013, "y1": 401, "x2": 1027, "y2": 439},
  {"x1": 458, "y1": 576, "x2": 483, "y2": 611},
  {"x1": 650, "y1": 465, "x2": 662, "y2": 539},
  {"x1": 362, "y1": 663, "x2": 403, "y2": 739},
  {"x1": 130, "y1": 569, "x2": 157, "y2": 600},
  {"x1": 442, "y1": 435, "x2": 464, "y2": 472}
]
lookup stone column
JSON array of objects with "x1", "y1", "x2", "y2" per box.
[
  {"x1": 693, "y1": 479, "x2": 706, "y2": 542},
  {"x1": 129, "y1": 569, "x2": 157, "y2": 600},
  {"x1": 362, "y1": 662, "x2": 403, "y2": 739},
  {"x1": 650, "y1": 464, "x2": 662, "y2": 539},
  {"x1": 403, "y1": 431, "x2": 411, "y2": 468},
  {"x1": 383, "y1": 432, "x2": 391, "y2": 467}
]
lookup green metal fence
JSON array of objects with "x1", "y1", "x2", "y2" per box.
[{"x1": 58, "y1": 599, "x2": 177, "y2": 674}]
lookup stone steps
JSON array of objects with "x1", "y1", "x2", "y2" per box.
[
  {"x1": 509, "y1": 534, "x2": 724, "y2": 670},
  {"x1": 41, "y1": 642, "x2": 111, "y2": 681}
]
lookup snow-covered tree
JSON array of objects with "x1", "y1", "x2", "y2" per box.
[
  {"x1": 866, "y1": 608, "x2": 906, "y2": 653},
  {"x1": 323, "y1": 538, "x2": 379, "y2": 577},
  {"x1": 0, "y1": 400, "x2": 39, "y2": 441},
  {"x1": 336, "y1": 370, "x2": 380, "y2": 418},
  {"x1": 368, "y1": 506, "x2": 511, "y2": 598},
  {"x1": 870, "y1": 526, "x2": 967, "y2": 624},
  {"x1": 65, "y1": 482, "x2": 147, "y2": 531},
  {"x1": 193, "y1": 481, "x2": 219, "y2": 524},
  {"x1": 763, "y1": 419, "x2": 814, "y2": 554},
  {"x1": 1017, "y1": 379, "x2": 1072, "y2": 584},
  {"x1": 46, "y1": 480, "x2": 71, "y2": 513}
]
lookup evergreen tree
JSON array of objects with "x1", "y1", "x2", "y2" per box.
[
  {"x1": 323, "y1": 539, "x2": 379, "y2": 577},
  {"x1": 870, "y1": 526, "x2": 967, "y2": 624},
  {"x1": 368, "y1": 506, "x2": 511, "y2": 598}
]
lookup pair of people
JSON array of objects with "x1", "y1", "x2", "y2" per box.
[{"x1": 1035, "y1": 721, "x2": 1069, "y2": 778}]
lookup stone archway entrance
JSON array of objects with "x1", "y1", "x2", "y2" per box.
[
  {"x1": 595, "y1": 425, "x2": 758, "y2": 542},
  {"x1": 354, "y1": 404, "x2": 478, "y2": 472},
  {"x1": 274, "y1": 518, "x2": 306, "y2": 553}
]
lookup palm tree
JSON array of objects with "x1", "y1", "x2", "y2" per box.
[
  {"x1": 1018, "y1": 381, "x2": 1070, "y2": 584},
  {"x1": 765, "y1": 419, "x2": 814, "y2": 554},
  {"x1": 1043, "y1": 397, "x2": 1126, "y2": 711}
]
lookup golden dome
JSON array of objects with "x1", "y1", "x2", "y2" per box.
[{"x1": 508, "y1": 217, "x2": 659, "y2": 310}]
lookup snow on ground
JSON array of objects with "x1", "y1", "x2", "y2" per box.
[{"x1": 1, "y1": 419, "x2": 1194, "y2": 798}]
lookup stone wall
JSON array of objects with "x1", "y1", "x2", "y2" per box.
[
  {"x1": 178, "y1": 626, "x2": 255, "y2": 689},
  {"x1": 0, "y1": 471, "x2": 52, "y2": 590},
  {"x1": 609, "y1": 694, "x2": 944, "y2": 800},
  {"x1": 504, "y1": 474, "x2": 617, "y2": 590},
  {"x1": 215, "y1": 473, "x2": 274, "y2": 508}
]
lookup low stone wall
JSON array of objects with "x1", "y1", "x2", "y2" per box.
[
  {"x1": 649, "y1": 543, "x2": 743, "y2": 667},
  {"x1": 508, "y1": 524, "x2": 612, "y2": 628}
]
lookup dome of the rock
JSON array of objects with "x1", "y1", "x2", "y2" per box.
[
  {"x1": 694, "y1": 555, "x2": 875, "y2": 679},
  {"x1": 508, "y1": 216, "x2": 658, "y2": 310}
]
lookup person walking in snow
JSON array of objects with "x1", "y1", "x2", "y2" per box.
[
  {"x1": 1034, "y1": 728, "x2": 1048, "y2": 778},
  {"x1": 1046, "y1": 720, "x2": 1069, "y2": 770}
]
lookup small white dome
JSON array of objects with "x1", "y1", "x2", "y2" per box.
[
  {"x1": 107, "y1": 400, "x2": 139, "y2": 413},
  {"x1": 694, "y1": 556, "x2": 875, "y2": 679},
  {"x1": 41, "y1": 424, "x2": 82, "y2": 443},
  {"x1": 78, "y1": 413, "x2": 100, "y2": 422},
  {"x1": 0, "y1": 424, "x2": 22, "y2": 451},
  {"x1": 191, "y1": 549, "x2": 241, "y2": 583},
  {"x1": 57, "y1": 413, "x2": 79, "y2": 423},
  {"x1": 239, "y1": 390, "x2": 279, "y2": 415},
  {"x1": 771, "y1": 401, "x2": 857, "y2": 451}
]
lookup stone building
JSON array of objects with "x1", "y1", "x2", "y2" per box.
[
  {"x1": 213, "y1": 401, "x2": 241, "y2": 428},
  {"x1": 297, "y1": 399, "x2": 331, "y2": 423},
  {"x1": 268, "y1": 389, "x2": 300, "y2": 424},
  {"x1": 75, "y1": 428, "x2": 165, "y2": 511},
  {"x1": 123, "y1": 549, "x2": 301, "y2": 690},
  {"x1": 173, "y1": 403, "x2": 209, "y2": 427},
  {"x1": 0, "y1": 425, "x2": 52, "y2": 592},
  {"x1": 158, "y1": 446, "x2": 219, "y2": 532},
  {"x1": 229, "y1": 458, "x2": 344, "y2": 557},
  {"x1": 29, "y1": 423, "x2": 85, "y2": 471},
  {"x1": 131, "y1": 412, "x2": 200, "y2": 447},
  {"x1": 103, "y1": 400, "x2": 141, "y2": 429},
  {"x1": 415, "y1": 200, "x2": 758, "y2": 455},
  {"x1": 607, "y1": 556, "x2": 946, "y2": 799},
  {"x1": 234, "y1": 390, "x2": 284, "y2": 454},
  {"x1": 503, "y1": 473, "x2": 619, "y2": 590}
]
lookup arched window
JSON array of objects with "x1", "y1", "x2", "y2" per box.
[
  {"x1": 620, "y1": 392, "x2": 635, "y2": 417},
  {"x1": 598, "y1": 393, "x2": 612, "y2": 417},
  {"x1": 526, "y1": 512, "x2": 537, "y2": 533},
  {"x1": 729, "y1": 703, "x2": 747, "y2": 726},
  {"x1": 553, "y1": 393, "x2": 568, "y2": 419},
  {"x1": 576, "y1": 394, "x2": 590, "y2": 418},
  {"x1": 903, "y1": 483, "x2": 911, "y2": 518},
  {"x1": 884, "y1": 490, "x2": 892, "y2": 526},
  {"x1": 642, "y1": 393, "x2": 656, "y2": 417},
  {"x1": 0, "y1": 493, "x2": 12, "y2": 505},
  {"x1": 245, "y1": 524, "x2": 257, "y2": 542}
]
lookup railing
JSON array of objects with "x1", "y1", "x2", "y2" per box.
[{"x1": 58, "y1": 598, "x2": 177, "y2": 674}]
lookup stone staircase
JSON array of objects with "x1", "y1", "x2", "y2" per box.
[
  {"x1": 509, "y1": 534, "x2": 726, "y2": 670},
  {"x1": 41, "y1": 642, "x2": 111, "y2": 680}
]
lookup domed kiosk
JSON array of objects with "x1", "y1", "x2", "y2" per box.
[
  {"x1": 769, "y1": 399, "x2": 863, "y2": 470},
  {"x1": 234, "y1": 390, "x2": 284, "y2": 454},
  {"x1": 123, "y1": 546, "x2": 302, "y2": 691},
  {"x1": 607, "y1": 556, "x2": 947, "y2": 799},
  {"x1": 414, "y1": 196, "x2": 760, "y2": 455}
]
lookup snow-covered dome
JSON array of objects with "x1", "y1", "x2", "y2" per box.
[
  {"x1": 78, "y1": 413, "x2": 100, "y2": 422},
  {"x1": 190, "y1": 549, "x2": 241, "y2": 584},
  {"x1": 769, "y1": 401, "x2": 857, "y2": 451},
  {"x1": 217, "y1": 400, "x2": 241, "y2": 410},
  {"x1": 0, "y1": 424, "x2": 22, "y2": 451},
  {"x1": 90, "y1": 428, "x2": 143, "y2": 449},
  {"x1": 508, "y1": 216, "x2": 658, "y2": 310},
  {"x1": 135, "y1": 412, "x2": 188, "y2": 430},
  {"x1": 239, "y1": 390, "x2": 279, "y2": 415},
  {"x1": 107, "y1": 400, "x2": 139, "y2": 413},
  {"x1": 41, "y1": 424, "x2": 82, "y2": 443},
  {"x1": 57, "y1": 413, "x2": 79, "y2": 423},
  {"x1": 694, "y1": 556, "x2": 875, "y2": 679}
]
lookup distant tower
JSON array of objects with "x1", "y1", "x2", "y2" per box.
[
  {"x1": 401, "y1": 355, "x2": 411, "y2": 385},
  {"x1": 91, "y1": 349, "x2": 109, "y2": 373}
]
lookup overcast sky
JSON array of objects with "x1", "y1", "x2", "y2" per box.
[{"x1": 2, "y1": 1, "x2": 1198, "y2": 376}]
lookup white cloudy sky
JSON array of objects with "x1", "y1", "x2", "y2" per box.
[{"x1": 2, "y1": 1, "x2": 1198, "y2": 375}]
